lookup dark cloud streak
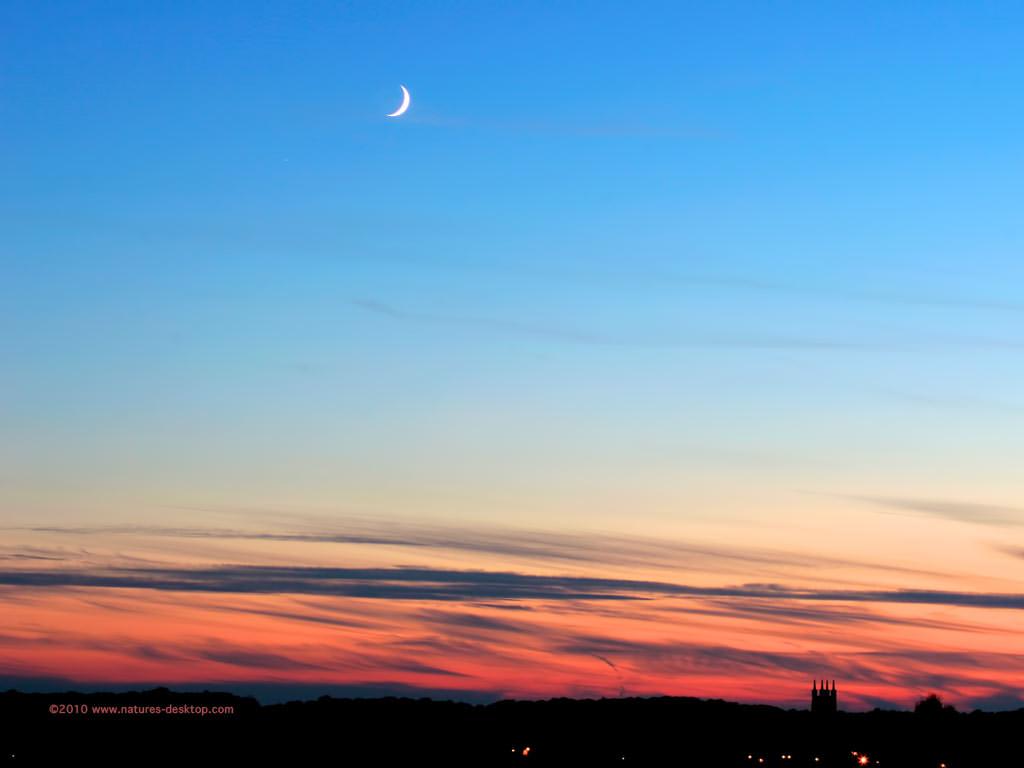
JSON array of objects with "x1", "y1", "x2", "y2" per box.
[{"x1": 3, "y1": 564, "x2": 1024, "y2": 610}]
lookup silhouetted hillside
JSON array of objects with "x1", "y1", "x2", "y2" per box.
[{"x1": 2, "y1": 688, "x2": 1021, "y2": 766}]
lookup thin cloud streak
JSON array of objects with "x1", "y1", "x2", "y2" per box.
[
  {"x1": 678, "y1": 598, "x2": 1009, "y2": 635},
  {"x1": 13, "y1": 519, "x2": 948, "y2": 580},
  {"x1": 404, "y1": 112, "x2": 721, "y2": 140},
  {"x1": 853, "y1": 496, "x2": 1024, "y2": 527},
  {"x1": 334, "y1": 251, "x2": 1024, "y2": 318},
  {"x1": 349, "y1": 298, "x2": 859, "y2": 349},
  {"x1": 351, "y1": 296, "x2": 1024, "y2": 351}
]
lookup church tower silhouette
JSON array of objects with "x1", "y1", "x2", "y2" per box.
[{"x1": 811, "y1": 679, "x2": 837, "y2": 714}]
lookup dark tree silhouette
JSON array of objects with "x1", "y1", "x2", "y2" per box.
[
  {"x1": 1, "y1": 687, "x2": 1019, "y2": 766},
  {"x1": 915, "y1": 694, "x2": 958, "y2": 717}
]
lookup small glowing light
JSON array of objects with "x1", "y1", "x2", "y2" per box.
[
  {"x1": 522, "y1": 747, "x2": 531, "y2": 756},
  {"x1": 859, "y1": 757, "x2": 870, "y2": 766}
]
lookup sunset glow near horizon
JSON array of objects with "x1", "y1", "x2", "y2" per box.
[{"x1": 4, "y1": 1, "x2": 1024, "y2": 711}]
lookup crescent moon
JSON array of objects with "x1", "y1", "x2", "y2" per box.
[{"x1": 387, "y1": 85, "x2": 410, "y2": 118}]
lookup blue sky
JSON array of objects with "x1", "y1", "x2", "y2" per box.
[
  {"x1": 4, "y1": 1, "x2": 1024, "y2": 520},
  {"x1": 3, "y1": 1, "x2": 1024, "y2": 517}
]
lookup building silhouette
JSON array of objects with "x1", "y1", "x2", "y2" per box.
[{"x1": 811, "y1": 679, "x2": 837, "y2": 714}]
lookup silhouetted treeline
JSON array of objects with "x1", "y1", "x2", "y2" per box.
[{"x1": 2, "y1": 688, "x2": 1020, "y2": 766}]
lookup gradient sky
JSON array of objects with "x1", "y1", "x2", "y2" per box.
[{"x1": 3, "y1": 0, "x2": 1024, "y2": 710}]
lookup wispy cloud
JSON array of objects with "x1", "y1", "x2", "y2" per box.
[
  {"x1": 350, "y1": 296, "x2": 1024, "y2": 351},
  {"x1": 337, "y1": 248, "x2": 1024, "y2": 319},
  {"x1": 197, "y1": 646, "x2": 328, "y2": 672},
  {"x1": 349, "y1": 298, "x2": 858, "y2": 350},
  {"x1": 554, "y1": 634, "x2": 1024, "y2": 700},
  {"x1": 416, "y1": 609, "x2": 530, "y2": 635},
  {"x1": 669, "y1": 273, "x2": 1024, "y2": 316},
  {"x1": 403, "y1": 112, "x2": 719, "y2": 140},
  {"x1": 679, "y1": 597, "x2": 1006, "y2": 635},
  {"x1": 12, "y1": 518, "x2": 946, "y2": 579},
  {"x1": 852, "y1": 496, "x2": 1024, "y2": 526}
]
